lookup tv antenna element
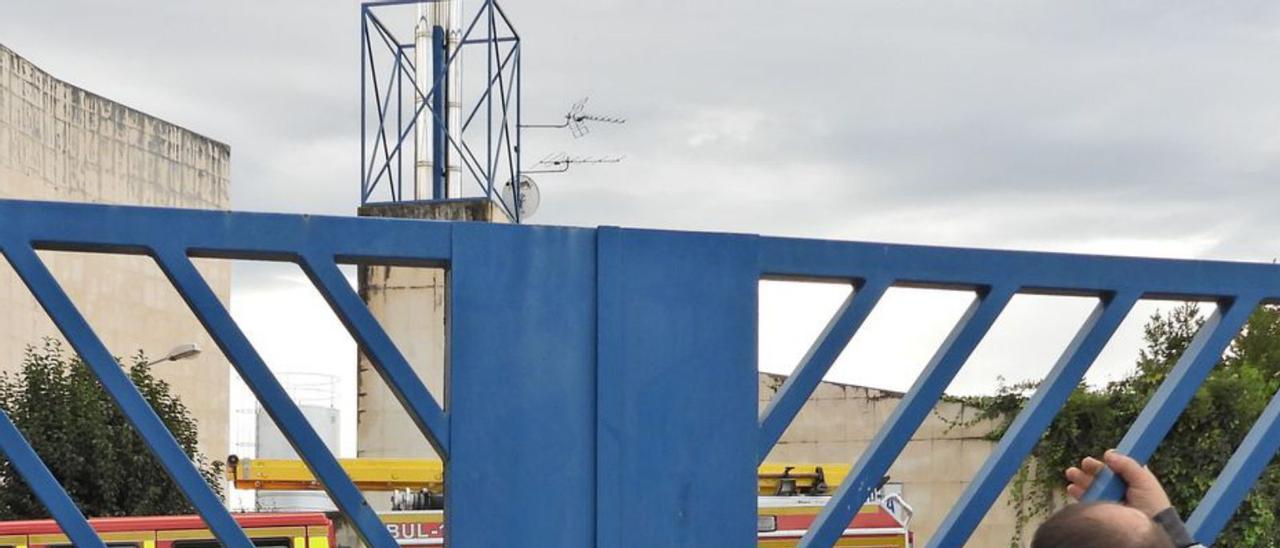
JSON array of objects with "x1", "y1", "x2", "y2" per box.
[
  {"x1": 522, "y1": 97, "x2": 626, "y2": 138},
  {"x1": 526, "y1": 153, "x2": 625, "y2": 174}
]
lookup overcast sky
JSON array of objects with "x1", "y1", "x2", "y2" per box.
[{"x1": 4, "y1": 2, "x2": 1279, "y2": 470}]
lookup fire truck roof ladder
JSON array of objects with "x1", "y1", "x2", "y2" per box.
[{"x1": 227, "y1": 455, "x2": 856, "y2": 496}]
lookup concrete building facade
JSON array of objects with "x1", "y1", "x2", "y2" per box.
[
  {"x1": 760, "y1": 372, "x2": 1027, "y2": 546},
  {"x1": 355, "y1": 199, "x2": 507, "y2": 462},
  {"x1": 0, "y1": 44, "x2": 232, "y2": 460}
]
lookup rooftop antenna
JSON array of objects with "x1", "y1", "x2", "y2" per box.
[
  {"x1": 522, "y1": 97, "x2": 627, "y2": 138},
  {"x1": 525, "y1": 153, "x2": 625, "y2": 174},
  {"x1": 520, "y1": 98, "x2": 627, "y2": 176}
]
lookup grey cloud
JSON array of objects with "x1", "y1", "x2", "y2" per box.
[{"x1": 4, "y1": 1, "x2": 1279, "y2": 302}]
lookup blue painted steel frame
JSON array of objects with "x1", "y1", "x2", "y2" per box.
[
  {"x1": 758, "y1": 238, "x2": 1278, "y2": 547},
  {"x1": 2, "y1": 199, "x2": 1280, "y2": 546},
  {"x1": 0, "y1": 201, "x2": 452, "y2": 548}
]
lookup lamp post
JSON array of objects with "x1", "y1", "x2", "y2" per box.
[{"x1": 145, "y1": 343, "x2": 202, "y2": 367}]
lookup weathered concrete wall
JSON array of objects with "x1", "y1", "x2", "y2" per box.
[
  {"x1": 355, "y1": 263, "x2": 446, "y2": 460},
  {"x1": 355, "y1": 198, "x2": 507, "y2": 465},
  {"x1": 760, "y1": 373, "x2": 1028, "y2": 547},
  {"x1": 358, "y1": 198, "x2": 506, "y2": 223},
  {"x1": 0, "y1": 44, "x2": 231, "y2": 461}
]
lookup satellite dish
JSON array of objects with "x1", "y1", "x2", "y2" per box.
[{"x1": 501, "y1": 175, "x2": 541, "y2": 220}]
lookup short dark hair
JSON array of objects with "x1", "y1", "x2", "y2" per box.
[{"x1": 1031, "y1": 502, "x2": 1174, "y2": 548}]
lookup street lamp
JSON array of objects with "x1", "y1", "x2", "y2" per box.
[{"x1": 145, "y1": 343, "x2": 203, "y2": 367}]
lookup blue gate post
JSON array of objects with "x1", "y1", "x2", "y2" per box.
[
  {"x1": 447, "y1": 223, "x2": 598, "y2": 546},
  {"x1": 596, "y1": 228, "x2": 759, "y2": 547}
]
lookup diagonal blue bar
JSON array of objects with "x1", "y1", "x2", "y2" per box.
[
  {"x1": 1185, "y1": 369, "x2": 1280, "y2": 543},
  {"x1": 758, "y1": 277, "x2": 891, "y2": 462},
  {"x1": 929, "y1": 290, "x2": 1141, "y2": 547},
  {"x1": 1083, "y1": 294, "x2": 1261, "y2": 503},
  {"x1": 297, "y1": 253, "x2": 449, "y2": 457},
  {"x1": 0, "y1": 409, "x2": 105, "y2": 548},
  {"x1": 0, "y1": 242, "x2": 252, "y2": 546},
  {"x1": 800, "y1": 285, "x2": 1016, "y2": 547},
  {"x1": 151, "y1": 248, "x2": 398, "y2": 548}
]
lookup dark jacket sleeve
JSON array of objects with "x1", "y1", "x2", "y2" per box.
[{"x1": 1152, "y1": 507, "x2": 1202, "y2": 548}]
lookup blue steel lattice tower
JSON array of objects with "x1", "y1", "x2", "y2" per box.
[{"x1": 360, "y1": 0, "x2": 524, "y2": 220}]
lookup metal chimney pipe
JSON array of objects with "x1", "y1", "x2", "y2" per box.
[
  {"x1": 415, "y1": 0, "x2": 460, "y2": 201},
  {"x1": 445, "y1": 0, "x2": 463, "y2": 199},
  {"x1": 413, "y1": 6, "x2": 431, "y2": 200}
]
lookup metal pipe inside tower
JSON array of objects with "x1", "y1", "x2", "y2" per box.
[
  {"x1": 413, "y1": 0, "x2": 460, "y2": 201},
  {"x1": 413, "y1": 7, "x2": 431, "y2": 200},
  {"x1": 412, "y1": 0, "x2": 458, "y2": 201},
  {"x1": 446, "y1": 0, "x2": 462, "y2": 199}
]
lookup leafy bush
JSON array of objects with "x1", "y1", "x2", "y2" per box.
[
  {"x1": 0, "y1": 339, "x2": 222, "y2": 519},
  {"x1": 954, "y1": 304, "x2": 1280, "y2": 546}
]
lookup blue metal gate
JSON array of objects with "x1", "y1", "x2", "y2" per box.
[{"x1": 1, "y1": 199, "x2": 1277, "y2": 546}]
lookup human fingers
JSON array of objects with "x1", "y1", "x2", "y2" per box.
[
  {"x1": 1103, "y1": 449, "x2": 1172, "y2": 517},
  {"x1": 1065, "y1": 457, "x2": 1103, "y2": 488},
  {"x1": 1065, "y1": 466, "x2": 1094, "y2": 489},
  {"x1": 1103, "y1": 450, "x2": 1156, "y2": 487},
  {"x1": 1080, "y1": 456, "x2": 1105, "y2": 476},
  {"x1": 1065, "y1": 466, "x2": 1094, "y2": 502}
]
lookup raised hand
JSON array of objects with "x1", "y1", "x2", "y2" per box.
[{"x1": 1064, "y1": 449, "x2": 1173, "y2": 518}]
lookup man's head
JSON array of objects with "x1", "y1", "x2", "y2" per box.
[{"x1": 1032, "y1": 502, "x2": 1174, "y2": 548}]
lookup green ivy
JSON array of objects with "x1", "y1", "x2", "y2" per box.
[
  {"x1": 950, "y1": 304, "x2": 1280, "y2": 546},
  {"x1": 0, "y1": 339, "x2": 223, "y2": 519}
]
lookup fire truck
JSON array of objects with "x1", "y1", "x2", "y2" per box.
[
  {"x1": 346, "y1": 498, "x2": 913, "y2": 547},
  {"x1": 246, "y1": 458, "x2": 915, "y2": 547},
  {"x1": 0, "y1": 460, "x2": 913, "y2": 547}
]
